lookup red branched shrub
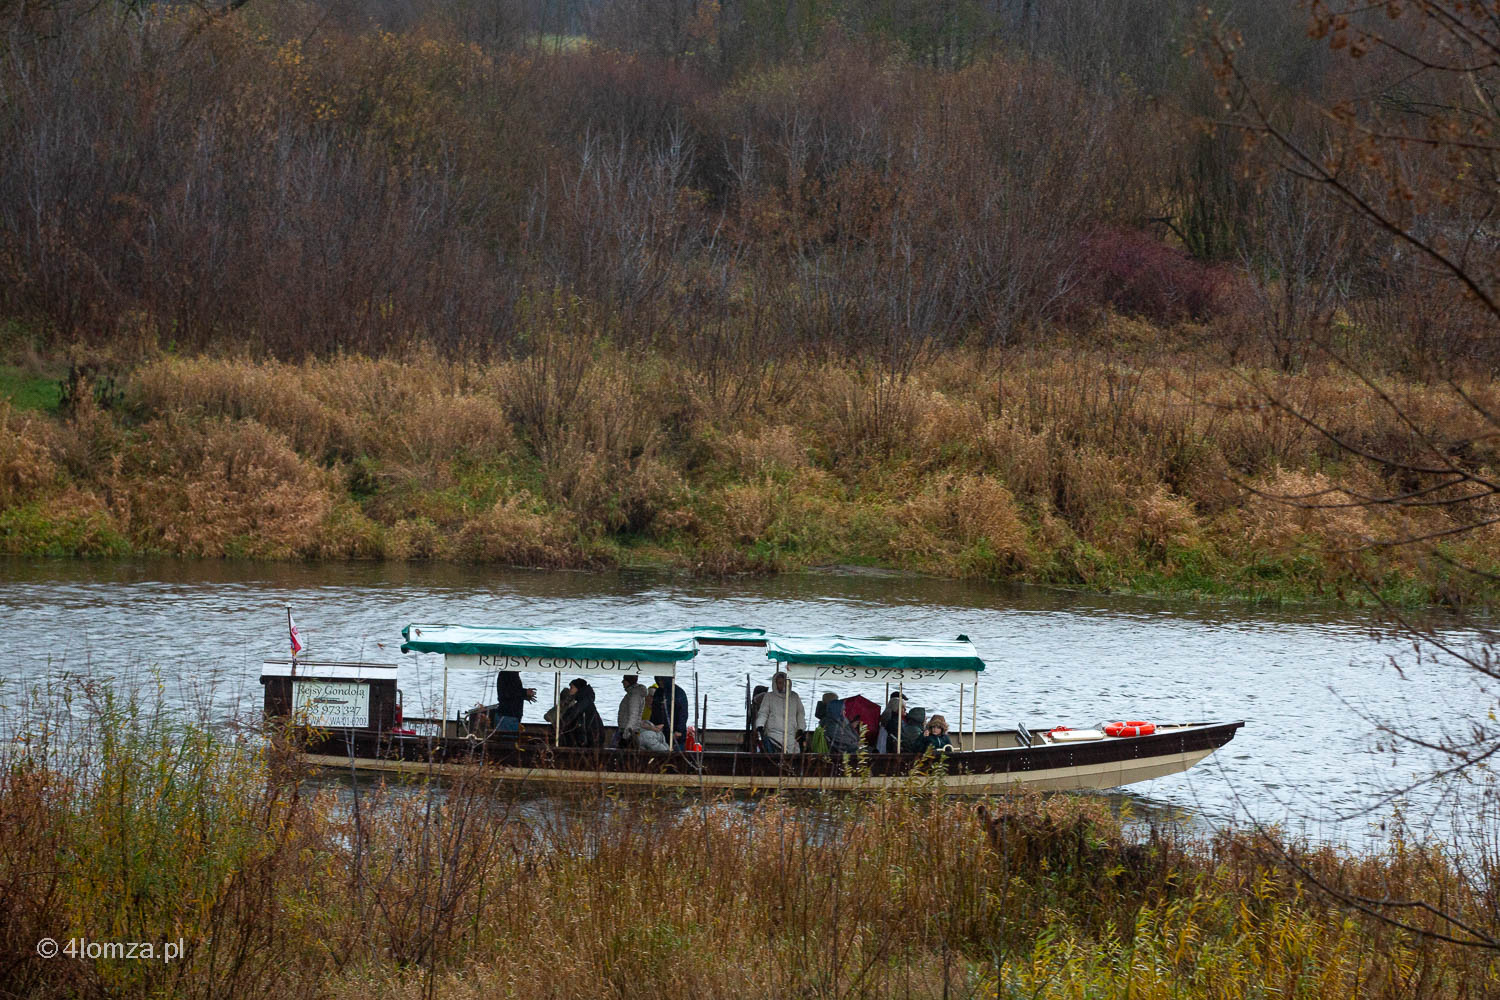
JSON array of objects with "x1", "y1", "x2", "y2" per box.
[{"x1": 1070, "y1": 228, "x2": 1230, "y2": 325}]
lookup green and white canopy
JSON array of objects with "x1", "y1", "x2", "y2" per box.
[
  {"x1": 400, "y1": 624, "x2": 981, "y2": 683},
  {"x1": 400, "y1": 624, "x2": 766, "y2": 678},
  {"x1": 766, "y1": 635, "x2": 985, "y2": 684}
]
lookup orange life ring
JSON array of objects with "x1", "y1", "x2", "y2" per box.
[{"x1": 1103, "y1": 721, "x2": 1156, "y2": 738}]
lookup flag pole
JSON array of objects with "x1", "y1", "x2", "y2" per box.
[{"x1": 286, "y1": 604, "x2": 298, "y2": 676}]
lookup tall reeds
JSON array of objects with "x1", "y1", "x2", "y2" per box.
[{"x1": 1, "y1": 683, "x2": 1495, "y2": 999}]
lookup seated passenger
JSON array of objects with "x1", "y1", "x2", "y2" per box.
[
  {"x1": 559, "y1": 677, "x2": 605, "y2": 748},
  {"x1": 878, "y1": 692, "x2": 908, "y2": 752},
  {"x1": 842, "y1": 693, "x2": 880, "y2": 747},
  {"x1": 754, "y1": 671, "x2": 805, "y2": 753},
  {"x1": 636, "y1": 721, "x2": 671, "y2": 752},
  {"x1": 898, "y1": 707, "x2": 927, "y2": 753},
  {"x1": 615, "y1": 675, "x2": 651, "y2": 747},
  {"x1": 807, "y1": 692, "x2": 839, "y2": 753},
  {"x1": 921, "y1": 714, "x2": 955, "y2": 752},
  {"x1": 743, "y1": 684, "x2": 769, "y2": 751},
  {"x1": 543, "y1": 684, "x2": 574, "y2": 727},
  {"x1": 651, "y1": 675, "x2": 690, "y2": 749},
  {"x1": 820, "y1": 698, "x2": 861, "y2": 754}
]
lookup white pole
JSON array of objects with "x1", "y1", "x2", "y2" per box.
[
  {"x1": 668, "y1": 668, "x2": 677, "y2": 751},
  {"x1": 553, "y1": 673, "x2": 561, "y2": 746},
  {"x1": 884, "y1": 681, "x2": 891, "y2": 754},
  {"x1": 972, "y1": 676, "x2": 978, "y2": 748},
  {"x1": 896, "y1": 681, "x2": 903, "y2": 755},
  {"x1": 958, "y1": 683, "x2": 965, "y2": 752},
  {"x1": 441, "y1": 657, "x2": 449, "y2": 738},
  {"x1": 781, "y1": 673, "x2": 789, "y2": 758}
]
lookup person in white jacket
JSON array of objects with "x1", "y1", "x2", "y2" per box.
[
  {"x1": 615, "y1": 675, "x2": 651, "y2": 747},
  {"x1": 754, "y1": 672, "x2": 805, "y2": 753}
]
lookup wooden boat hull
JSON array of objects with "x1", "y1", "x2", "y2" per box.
[{"x1": 296, "y1": 721, "x2": 1243, "y2": 794}]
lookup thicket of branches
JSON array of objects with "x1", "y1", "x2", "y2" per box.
[{"x1": 0, "y1": 0, "x2": 1483, "y2": 375}]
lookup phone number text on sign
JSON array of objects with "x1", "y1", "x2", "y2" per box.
[
  {"x1": 785, "y1": 665, "x2": 980, "y2": 684},
  {"x1": 293, "y1": 679, "x2": 370, "y2": 728}
]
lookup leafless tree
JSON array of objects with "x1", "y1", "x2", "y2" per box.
[{"x1": 1213, "y1": 0, "x2": 1500, "y2": 947}]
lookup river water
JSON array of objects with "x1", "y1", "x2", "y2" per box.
[{"x1": 2, "y1": 558, "x2": 1495, "y2": 846}]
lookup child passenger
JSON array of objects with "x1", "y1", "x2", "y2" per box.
[{"x1": 922, "y1": 714, "x2": 955, "y2": 752}]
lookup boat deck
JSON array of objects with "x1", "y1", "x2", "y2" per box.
[{"x1": 295, "y1": 720, "x2": 1244, "y2": 794}]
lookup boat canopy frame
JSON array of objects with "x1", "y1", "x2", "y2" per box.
[{"x1": 400, "y1": 623, "x2": 985, "y2": 749}]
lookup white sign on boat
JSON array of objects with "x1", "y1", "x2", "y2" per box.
[
  {"x1": 293, "y1": 679, "x2": 370, "y2": 728},
  {"x1": 442, "y1": 653, "x2": 679, "y2": 677}
]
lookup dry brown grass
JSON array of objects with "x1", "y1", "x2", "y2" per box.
[{"x1": 3, "y1": 340, "x2": 1497, "y2": 602}]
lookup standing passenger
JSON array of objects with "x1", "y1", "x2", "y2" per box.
[
  {"x1": 754, "y1": 672, "x2": 805, "y2": 753},
  {"x1": 493, "y1": 670, "x2": 537, "y2": 732}
]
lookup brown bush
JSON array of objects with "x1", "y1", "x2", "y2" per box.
[
  {"x1": 0, "y1": 403, "x2": 56, "y2": 506},
  {"x1": 107, "y1": 419, "x2": 335, "y2": 558},
  {"x1": 452, "y1": 493, "x2": 584, "y2": 567}
]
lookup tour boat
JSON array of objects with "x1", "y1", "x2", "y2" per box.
[{"x1": 260, "y1": 624, "x2": 1242, "y2": 793}]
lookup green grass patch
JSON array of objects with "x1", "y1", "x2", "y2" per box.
[{"x1": 0, "y1": 365, "x2": 61, "y2": 412}]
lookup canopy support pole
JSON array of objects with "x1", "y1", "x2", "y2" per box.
[
  {"x1": 668, "y1": 671, "x2": 676, "y2": 752},
  {"x1": 781, "y1": 677, "x2": 789, "y2": 760},
  {"x1": 553, "y1": 673, "x2": 560, "y2": 747},
  {"x1": 897, "y1": 681, "x2": 903, "y2": 755},
  {"x1": 441, "y1": 657, "x2": 449, "y2": 738},
  {"x1": 972, "y1": 676, "x2": 978, "y2": 748},
  {"x1": 958, "y1": 683, "x2": 965, "y2": 752}
]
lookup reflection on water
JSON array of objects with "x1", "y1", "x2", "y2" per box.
[{"x1": 1, "y1": 557, "x2": 1495, "y2": 845}]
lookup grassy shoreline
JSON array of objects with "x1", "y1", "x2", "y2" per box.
[{"x1": 3, "y1": 343, "x2": 1498, "y2": 610}]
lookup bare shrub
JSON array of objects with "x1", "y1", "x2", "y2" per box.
[{"x1": 1069, "y1": 227, "x2": 1230, "y2": 325}]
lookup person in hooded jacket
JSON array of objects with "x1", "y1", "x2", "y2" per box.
[
  {"x1": 650, "y1": 675, "x2": 689, "y2": 749},
  {"x1": 878, "y1": 692, "x2": 908, "y2": 752},
  {"x1": 898, "y1": 706, "x2": 927, "y2": 753},
  {"x1": 559, "y1": 677, "x2": 605, "y2": 747},
  {"x1": 820, "y1": 698, "x2": 861, "y2": 754},
  {"x1": 614, "y1": 675, "x2": 651, "y2": 747}
]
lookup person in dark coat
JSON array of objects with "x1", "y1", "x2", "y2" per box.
[
  {"x1": 559, "y1": 677, "x2": 605, "y2": 748},
  {"x1": 744, "y1": 684, "x2": 768, "y2": 751},
  {"x1": 493, "y1": 671, "x2": 537, "y2": 731},
  {"x1": 651, "y1": 675, "x2": 690, "y2": 749},
  {"x1": 821, "y1": 699, "x2": 861, "y2": 754},
  {"x1": 898, "y1": 707, "x2": 927, "y2": 753}
]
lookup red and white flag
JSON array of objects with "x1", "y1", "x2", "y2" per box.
[{"x1": 287, "y1": 607, "x2": 304, "y2": 656}]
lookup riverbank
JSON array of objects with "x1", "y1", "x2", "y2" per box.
[
  {"x1": 3, "y1": 697, "x2": 1494, "y2": 1000},
  {"x1": 2, "y1": 342, "x2": 1497, "y2": 609}
]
